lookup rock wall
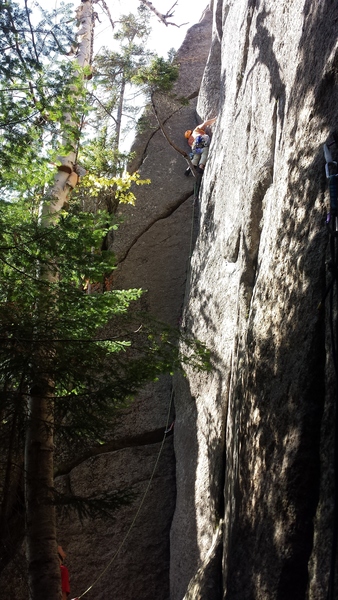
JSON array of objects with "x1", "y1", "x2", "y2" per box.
[{"x1": 171, "y1": 0, "x2": 338, "y2": 599}]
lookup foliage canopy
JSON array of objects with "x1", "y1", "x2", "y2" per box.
[{"x1": 0, "y1": 3, "x2": 209, "y2": 588}]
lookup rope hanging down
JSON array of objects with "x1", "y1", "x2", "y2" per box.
[
  {"x1": 324, "y1": 136, "x2": 338, "y2": 600},
  {"x1": 71, "y1": 161, "x2": 199, "y2": 599},
  {"x1": 72, "y1": 388, "x2": 175, "y2": 600}
]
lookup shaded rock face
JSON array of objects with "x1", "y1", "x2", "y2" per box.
[{"x1": 171, "y1": 0, "x2": 338, "y2": 599}]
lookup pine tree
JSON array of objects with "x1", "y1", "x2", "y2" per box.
[
  {"x1": 92, "y1": 7, "x2": 153, "y2": 150},
  {"x1": 132, "y1": 54, "x2": 197, "y2": 172},
  {"x1": 0, "y1": 2, "x2": 209, "y2": 597}
]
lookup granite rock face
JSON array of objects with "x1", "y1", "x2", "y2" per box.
[{"x1": 171, "y1": 0, "x2": 338, "y2": 599}]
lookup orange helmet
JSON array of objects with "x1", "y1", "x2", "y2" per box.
[{"x1": 184, "y1": 130, "x2": 192, "y2": 139}]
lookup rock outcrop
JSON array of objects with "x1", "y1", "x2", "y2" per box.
[{"x1": 171, "y1": 1, "x2": 338, "y2": 599}]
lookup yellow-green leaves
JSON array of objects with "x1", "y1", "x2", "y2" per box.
[{"x1": 79, "y1": 171, "x2": 150, "y2": 205}]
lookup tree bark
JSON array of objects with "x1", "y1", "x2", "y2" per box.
[
  {"x1": 25, "y1": 387, "x2": 61, "y2": 600},
  {"x1": 46, "y1": 0, "x2": 94, "y2": 214},
  {"x1": 115, "y1": 75, "x2": 126, "y2": 150},
  {"x1": 24, "y1": 2, "x2": 95, "y2": 598}
]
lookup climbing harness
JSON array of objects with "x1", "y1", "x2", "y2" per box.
[
  {"x1": 191, "y1": 134, "x2": 210, "y2": 154},
  {"x1": 324, "y1": 135, "x2": 338, "y2": 600},
  {"x1": 72, "y1": 388, "x2": 175, "y2": 599}
]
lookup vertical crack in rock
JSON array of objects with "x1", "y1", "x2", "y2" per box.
[
  {"x1": 241, "y1": 95, "x2": 278, "y2": 310},
  {"x1": 215, "y1": 0, "x2": 224, "y2": 42},
  {"x1": 240, "y1": 158, "x2": 273, "y2": 309},
  {"x1": 235, "y1": 0, "x2": 257, "y2": 101},
  {"x1": 271, "y1": 94, "x2": 278, "y2": 182},
  {"x1": 182, "y1": 520, "x2": 224, "y2": 600},
  {"x1": 222, "y1": 330, "x2": 242, "y2": 597}
]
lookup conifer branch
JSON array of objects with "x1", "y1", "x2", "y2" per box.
[{"x1": 24, "y1": 0, "x2": 39, "y2": 63}]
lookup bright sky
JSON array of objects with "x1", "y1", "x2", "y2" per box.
[
  {"x1": 93, "y1": 0, "x2": 209, "y2": 57},
  {"x1": 23, "y1": 0, "x2": 209, "y2": 54},
  {"x1": 21, "y1": 0, "x2": 210, "y2": 149},
  {"x1": 89, "y1": 0, "x2": 210, "y2": 149}
]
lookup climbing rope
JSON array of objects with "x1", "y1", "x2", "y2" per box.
[
  {"x1": 181, "y1": 175, "x2": 200, "y2": 311},
  {"x1": 193, "y1": 171, "x2": 203, "y2": 203},
  {"x1": 73, "y1": 156, "x2": 201, "y2": 599},
  {"x1": 324, "y1": 137, "x2": 338, "y2": 600},
  {"x1": 73, "y1": 388, "x2": 175, "y2": 599}
]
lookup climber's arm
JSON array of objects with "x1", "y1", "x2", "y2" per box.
[{"x1": 199, "y1": 116, "x2": 217, "y2": 129}]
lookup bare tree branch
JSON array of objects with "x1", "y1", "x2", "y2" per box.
[
  {"x1": 90, "y1": 93, "x2": 118, "y2": 125},
  {"x1": 97, "y1": 0, "x2": 115, "y2": 31},
  {"x1": 150, "y1": 92, "x2": 197, "y2": 177},
  {"x1": 139, "y1": 0, "x2": 188, "y2": 28},
  {"x1": 24, "y1": 0, "x2": 39, "y2": 63},
  {"x1": 4, "y1": 5, "x2": 28, "y2": 71}
]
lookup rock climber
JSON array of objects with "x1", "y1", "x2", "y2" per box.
[
  {"x1": 184, "y1": 116, "x2": 217, "y2": 175},
  {"x1": 58, "y1": 545, "x2": 71, "y2": 600}
]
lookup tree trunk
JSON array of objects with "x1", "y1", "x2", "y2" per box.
[
  {"x1": 24, "y1": 2, "x2": 95, "y2": 598},
  {"x1": 25, "y1": 387, "x2": 60, "y2": 600},
  {"x1": 115, "y1": 75, "x2": 126, "y2": 149}
]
